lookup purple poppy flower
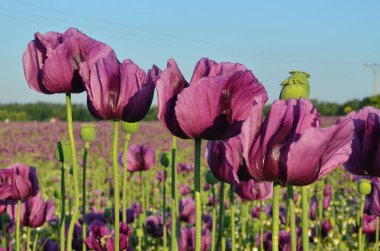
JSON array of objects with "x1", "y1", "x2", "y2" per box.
[
  {"x1": 23, "y1": 27, "x2": 114, "y2": 94},
  {"x1": 156, "y1": 57, "x2": 267, "y2": 140},
  {"x1": 368, "y1": 178, "x2": 380, "y2": 216},
  {"x1": 309, "y1": 196, "x2": 317, "y2": 220},
  {"x1": 257, "y1": 229, "x2": 302, "y2": 251},
  {"x1": 245, "y1": 98, "x2": 354, "y2": 186},
  {"x1": 362, "y1": 213, "x2": 377, "y2": 234},
  {"x1": 321, "y1": 220, "x2": 333, "y2": 237},
  {"x1": 85, "y1": 212, "x2": 106, "y2": 225},
  {"x1": 156, "y1": 170, "x2": 164, "y2": 184},
  {"x1": 251, "y1": 206, "x2": 261, "y2": 219},
  {"x1": 178, "y1": 227, "x2": 211, "y2": 251},
  {"x1": 146, "y1": 215, "x2": 164, "y2": 238},
  {"x1": 340, "y1": 107, "x2": 380, "y2": 176},
  {"x1": 178, "y1": 163, "x2": 194, "y2": 174},
  {"x1": 118, "y1": 144, "x2": 155, "y2": 172},
  {"x1": 179, "y1": 184, "x2": 192, "y2": 195},
  {"x1": 126, "y1": 202, "x2": 142, "y2": 224},
  {"x1": 0, "y1": 163, "x2": 39, "y2": 201},
  {"x1": 179, "y1": 198, "x2": 196, "y2": 225},
  {"x1": 39, "y1": 238, "x2": 59, "y2": 251},
  {"x1": 323, "y1": 185, "x2": 332, "y2": 196},
  {"x1": 85, "y1": 220, "x2": 131, "y2": 251},
  {"x1": 202, "y1": 215, "x2": 212, "y2": 230},
  {"x1": 234, "y1": 179, "x2": 273, "y2": 201},
  {"x1": 7, "y1": 193, "x2": 55, "y2": 228},
  {"x1": 323, "y1": 196, "x2": 331, "y2": 210},
  {"x1": 79, "y1": 52, "x2": 160, "y2": 121}
]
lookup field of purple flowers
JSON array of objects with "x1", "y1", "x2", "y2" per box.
[{"x1": 2, "y1": 25, "x2": 380, "y2": 251}]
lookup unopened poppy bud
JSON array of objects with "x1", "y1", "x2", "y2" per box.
[
  {"x1": 259, "y1": 212, "x2": 267, "y2": 221},
  {"x1": 55, "y1": 141, "x2": 72, "y2": 164},
  {"x1": 358, "y1": 179, "x2": 372, "y2": 195},
  {"x1": 205, "y1": 170, "x2": 219, "y2": 185},
  {"x1": 344, "y1": 106, "x2": 353, "y2": 114},
  {"x1": 80, "y1": 123, "x2": 96, "y2": 143},
  {"x1": 121, "y1": 122, "x2": 140, "y2": 134},
  {"x1": 279, "y1": 71, "x2": 310, "y2": 100},
  {"x1": 160, "y1": 152, "x2": 170, "y2": 168}
]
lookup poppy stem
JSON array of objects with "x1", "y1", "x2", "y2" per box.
[
  {"x1": 122, "y1": 133, "x2": 131, "y2": 223},
  {"x1": 229, "y1": 184, "x2": 236, "y2": 251},
  {"x1": 358, "y1": 194, "x2": 365, "y2": 251},
  {"x1": 216, "y1": 182, "x2": 225, "y2": 251},
  {"x1": 376, "y1": 217, "x2": 379, "y2": 246},
  {"x1": 60, "y1": 165, "x2": 66, "y2": 251},
  {"x1": 112, "y1": 120, "x2": 120, "y2": 251},
  {"x1": 272, "y1": 181, "x2": 280, "y2": 251},
  {"x1": 1, "y1": 215, "x2": 7, "y2": 249},
  {"x1": 317, "y1": 181, "x2": 324, "y2": 250},
  {"x1": 287, "y1": 185, "x2": 297, "y2": 251},
  {"x1": 163, "y1": 168, "x2": 168, "y2": 251},
  {"x1": 211, "y1": 184, "x2": 217, "y2": 251},
  {"x1": 194, "y1": 138, "x2": 202, "y2": 251},
  {"x1": 301, "y1": 186, "x2": 310, "y2": 251},
  {"x1": 170, "y1": 136, "x2": 178, "y2": 251},
  {"x1": 65, "y1": 93, "x2": 80, "y2": 251},
  {"x1": 82, "y1": 142, "x2": 90, "y2": 251},
  {"x1": 26, "y1": 227, "x2": 30, "y2": 251},
  {"x1": 16, "y1": 200, "x2": 21, "y2": 251}
]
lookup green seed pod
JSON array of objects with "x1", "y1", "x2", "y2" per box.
[
  {"x1": 80, "y1": 123, "x2": 96, "y2": 143},
  {"x1": 121, "y1": 122, "x2": 140, "y2": 134},
  {"x1": 259, "y1": 212, "x2": 267, "y2": 221},
  {"x1": 205, "y1": 170, "x2": 219, "y2": 185},
  {"x1": 160, "y1": 152, "x2": 170, "y2": 168},
  {"x1": 55, "y1": 141, "x2": 72, "y2": 164},
  {"x1": 358, "y1": 179, "x2": 372, "y2": 195},
  {"x1": 279, "y1": 71, "x2": 310, "y2": 100}
]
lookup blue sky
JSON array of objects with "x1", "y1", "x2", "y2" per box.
[{"x1": 0, "y1": 0, "x2": 379, "y2": 104}]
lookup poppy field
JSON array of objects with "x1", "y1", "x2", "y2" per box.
[{"x1": 1, "y1": 27, "x2": 380, "y2": 251}]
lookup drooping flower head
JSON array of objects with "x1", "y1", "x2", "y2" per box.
[
  {"x1": 340, "y1": 107, "x2": 380, "y2": 176},
  {"x1": 7, "y1": 192, "x2": 55, "y2": 228},
  {"x1": 80, "y1": 53, "x2": 161, "y2": 121},
  {"x1": 156, "y1": 57, "x2": 267, "y2": 140},
  {"x1": 0, "y1": 163, "x2": 39, "y2": 200},
  {"x1": 118, "y1": 144, "x2": 155, "y2": 172},
  {"x1": 245, "y1": 98, "x2": 354, "y2": 186},
  {"x1": 23, "y1": 27, "x2": 115, "y2": 94}
]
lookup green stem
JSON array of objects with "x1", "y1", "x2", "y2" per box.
[
  {"x1": 211, "y1": 185, "x2": 217, "y2": 251},
  {"x1": 32, "y1": 231, "x2": 39, "y2": 251},
  {"x1": 26, "y1": 227, "x2": 30, "y2": 251},
  {"x1": 317, "y1": 181, "x2": 324, "y2": 250},
  {"x1": 163, "y1": 169, "x2": 168, "y2": 251},
  {"x1": 272, "y1": 181, "x2": 280, "y2": 251},
  {"x1": 170, "y1": 136, "x2": 178, "y2": 251},
  {"x1": 376, "y1": 217, "x2": 379, "y2": 247},
  {"x1": 358, "y1": 195, "x2": 365, "y2": 251},
  {"x1": 1, "y1": 215, "x2": 7, "y2": 249},
  {"x1": 66, "y1": 93, "x2": 80, "y2": 251},
  {"x1": 140, "y1": 171, "x2": 146, "y2": 219},
  {"x1": 260, "y1": 221, "x2": 264, "y2": 251},
  {"x1": 122, "y1": 134, "x2": 131, "y2": 223},
  {"x1": 194, "y1": 139, "x2": 202, "y2": 251},
  {"x1": 301, "y1": 186, "x2": 310, "y2": 251},
  {"x1": 216, "y1": 182, "x2": 225, "y2": 251},
  {"x1": 82, "y1": 143, "x2": 89, "y2": 251},
  {"x1": 16, "y1": 200, "x2": 21, "y2": 251},
  {"x1": 112, "y1": 120, "x2": 120, "y2": 251},
  {"x1": 287, "y1": 185, "x2": 297, "y2": 251},
  {"x1": 60, "y1": 165, "x2": 66, "y2": 251},
  {"x1": 229, "y1": 184, "x2": 235, "y2": 251}
]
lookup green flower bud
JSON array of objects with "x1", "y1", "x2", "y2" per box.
[
  {"x1": 279, "y1": 71, "x2": 310, "y2": 100},
  {"x1": 259, "y1": 212, "x2": 267, "y2": 221},
  {"x1": 358, "y1": 179, "x2": 372, "y2": 195},
  {"x1": 121, "y1": 122, "x2": 140, "y2": 134},
  {"x1": 55, "y1": 141, "x2": 72, "y2": 164},
  {"x1": 80, "y1": 123, "x2": 96, "y2": 143},
  {"x1": 205, "y1": 170, "x2": 219, "y2": 185},
  {"x1": 344, "y1": 106, "x2": 353, "y2": 114},
  {"x1": 160, "y1": 152, "x2": 170, "y2": 168}
]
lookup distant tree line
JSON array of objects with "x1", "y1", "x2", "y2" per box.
[
  {"x1": 0, "y1": 102, "x2": 158, "y2": 122},
  {"x1": 1, "y1": 96, "x2": 380, "y2": 122}
]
